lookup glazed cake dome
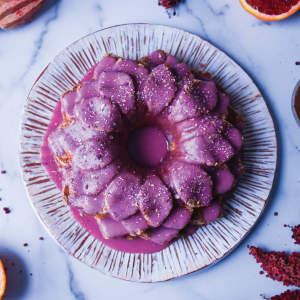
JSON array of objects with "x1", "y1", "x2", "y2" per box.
[{"x1": 48, "y1": 50, "x2": 245, "y2": 246}]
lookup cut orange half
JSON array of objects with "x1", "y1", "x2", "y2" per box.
[
  {"x1": 0, "y1": 260, "x2": 6, "y2": 300},
  {"x1": 240, "y1": 0, "x2": 300, "y2": 21}
]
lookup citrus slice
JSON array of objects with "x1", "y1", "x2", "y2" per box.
[
  {"x1": 240, "y1": 0, "x2": 300, "y2": 21},
  {"x1": 0, "y1": 260, "x2": 6, "y2": 300}
]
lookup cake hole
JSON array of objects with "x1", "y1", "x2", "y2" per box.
[{"x1": 127, "y1": 126, "x2": 168, "y2": 167}]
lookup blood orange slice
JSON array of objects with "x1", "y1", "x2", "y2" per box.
[
  {"x1": 240, "y1": 0, "x2": 300, "y2": 21},
  {"x1": 0, "y1": 260, "x2": 6, "y2": 300}
]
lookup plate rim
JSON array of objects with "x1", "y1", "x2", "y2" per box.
[{"x1": 18, "y1": 23, "x2": 277, "y2": 282}]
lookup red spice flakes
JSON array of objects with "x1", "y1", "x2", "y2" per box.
[
  {"x1": 3, "y1": 207, "x2": 10, "y2": 214},
  {"x1": 23, "y1": 243, "x2": 28, "y2": 247},
  {"x1": 249, "y1": 246, "x2": 300, "y2": 287},
  {"x1": 158, "y1": 0, "x2": 181, "y2": 15},
  {"x1": 261, "y1": 289, "x2": 300, "y2": 300},
  {"x1": 259, "y1": 271, "x2": 264, "y2": 275},
  {"x1": 284, "y1": 224, "x2": 300, "y2": 245},
  {"x1": 1, "y1": 170, "x2": 6, "y2": 174},
  {"x1": 39, "y1": 237, "x2": 44, "y2": 240},
  {"x1": 296, "y1": 62, "x2": 300, "y2": 66},
  {"x1": 274, "y1": 212, "x2": 278, "y2": 216}
]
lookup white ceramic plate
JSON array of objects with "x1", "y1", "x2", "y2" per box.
[{"x1": 19, "y1": 24, "x2": 277, "y2": 282}]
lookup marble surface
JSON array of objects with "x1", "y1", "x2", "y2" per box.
[{"x1": 0, "y1": 0, "x2": 300, "y2": 299}]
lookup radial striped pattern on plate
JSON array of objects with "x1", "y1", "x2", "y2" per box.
[{"x1": 19, "y1": 24, "x2": 277, "y2": 282}]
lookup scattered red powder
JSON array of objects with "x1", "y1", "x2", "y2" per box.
[
  {"x1": 274, "y1": 212, "x2": 278, "y2": 216},
  {"x1": 289, "y1": 225, "x2": 300, "y2": 245},
  {"x1": 1, "y1": 170, "x2": 6, "y2": 174},
  {"x1": 39, "y1": 237, "x2": 44, "y2": 240},
  {"x1": 30, "y1": 273, "x2": 32, "y2": 276},
  {"x1": 296, "y1": 62, "x2": 300, "y2": 65},
  {"x1": 158, "y1": 0, "x2": 181, "y2": 14},
  {"x1": 3, "y1": 207, "x2": 10, "y2": 214},
  {"x1": 259, "y1": 271, "x2": 264, "y2": 275},
  {"x1": 23, "y1": 243, "x2": 28, "y2": 247},
  {"x1": 261, "y1": 289, "x2": 300, "y2": 300},
  {"x1": 158, "y1": 0, "x2": 180, "y2": 9},
  {"x1": 249, "y1": 246, "x2": 300, "y2": 287}
]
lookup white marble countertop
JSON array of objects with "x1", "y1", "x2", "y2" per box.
[{"x1": 1, "y1": 0, "x2": 300, "y2": 299}]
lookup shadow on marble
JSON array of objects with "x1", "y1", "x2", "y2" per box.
[{"x1": 0, "y1": 248, "x2": 29, "y2": 299}]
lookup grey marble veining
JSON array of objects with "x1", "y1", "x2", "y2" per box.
[{"x1": 1, "y1": 0, "x2": 300, "y2": 299}]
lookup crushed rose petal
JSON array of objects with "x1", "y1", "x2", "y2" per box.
[
  {"x1": 290, "y1": 225, "x2": 300, "y2": 245},
  {"x1": 158, "y1": 0, "x2": 181, "y2": 14}
]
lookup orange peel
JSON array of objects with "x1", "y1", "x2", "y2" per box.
[{"x1": 0, "y1": 259, "x2": 6, "y2": 300}]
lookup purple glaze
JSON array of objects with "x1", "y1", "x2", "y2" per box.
[
  {"x1": 105, "y1": 170, "x2": 141, "y2": 221},
  {"x1": 80, "y1": 64, "x2": 98, "y2": 83},
  {"x1": 121, "y1": 211, "x2": 149, "y2": 236},
  {"x1": 210, "y1": 92, "x2": 231, "y2": 119},
  {"x1": 73, "y1": 138, "x2": 118, "y2": 170},
  {"x1": 142, "y1": 50, "x2": 167, "y2": 71},
  {"x1": 112, "y1": 58, "x2": 149, "y2": 90},
  {"x1": 210, "y1": 166, "x2": 235, "y2": 194},
  {"x1": 41, "y1": 101, "x2": 64, "y2": 190},
  {"x1": 139, "y1": 175, "x2": 173, "y2": 227},
  {"x1": 176, "y1": 116, "x2": 227, "y2": 142},
  {"x1": 82, "y1": 193, "x2": 106, "y2": 215},
  {"x1": 75, "y1": 96, "x2": 124, "y2": 132},
  {"x1": 165, "y1": 54, "x2": 179, "y2": 67},
  {"x1": 71, "y1": 207, "x2": 171, "y2": 253},
  {"x1": 127, "y1": 127, "x2": 168, "y2": 167},
  {"x1": 170, "y1": 161, "x2": 213, "y2": 207},
  {"x1": 69, "y1": 193, "x2": 105, "y2": 215},
  {"x1": 143, "y1": 64, "x2": 177, "y2": 115},
  {"x1": 148, "y1": 227, "x2": 179, "y2": 245},
  {"x1": 61, "y1": 88, "x2": 78, "y2": 119},
  {"x1": 170, "y1": 63, "x2": 195, "y2": 83},
  {"x1": 99, "y1": 71, "x2": 136, "y2": 116},
  {"x1": 179, "y1": 133, "x2": 235, "y2": 166},
  {"x1": 168, "y1": 80, "x2": 218, "y2": 123},
  {"x1": 163, "y1": 205, "x2": 192, "y2": 230},
  {"x1": 223, "y1": 125, "x2": 244, "y2": 151},
  {"x1": 97, "y1": 214, "x2": 130, "y2": 239},
  {"x1": 203, "y1": 201, "x2": 221, "y2": 223},
  {"x1": 42, "y1": 50, "x2": 245, "y2": 251},
  {"x1": 76, "y1": 81, "x2": 99, "y2": 103},
  {"x1": 64, "y1": 160, "x2": 122, "y2": 196},
  {"x1": 93, "y1": 56, "x2": 117, "y2": 80}
]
